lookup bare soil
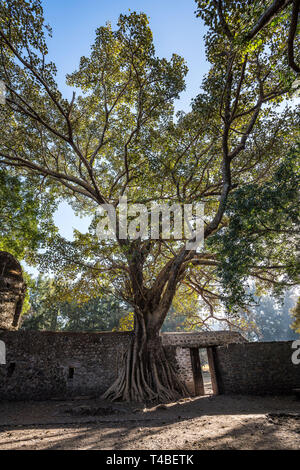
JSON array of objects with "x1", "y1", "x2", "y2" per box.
[{"x1": 0, "y1": 393, "x2": 299, "y2": 450}]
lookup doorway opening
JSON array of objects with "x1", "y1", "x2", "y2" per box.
[
  {"x1": 189, "y1": 347, "x2": 219, "y2": 396},
  {"x1": 199, "y1": 348, "x2": 213, "y2": 395}
]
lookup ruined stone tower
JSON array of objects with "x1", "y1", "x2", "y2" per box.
[{"x1": 0, "y1": 251, "x2": 26, "y2": 330}]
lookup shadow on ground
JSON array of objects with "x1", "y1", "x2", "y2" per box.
[{"x1": 0, "y1": 394, "x2": 299, "y2": 450}]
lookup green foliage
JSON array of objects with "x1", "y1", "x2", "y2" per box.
[
  {"x1": 0, "y1": 166, "x2": 57, "y2": 317},
  {"x1": 195, "y1": 0, "x2": 299, "y2": 76},
  {"x1": 22, "y1": 275, "x2": 130, "y2": 331},
  {"x1": 23, "y1": 277, "x2": 192, "y2": 332},
  {"x1": 0, "y1": 169, "x2": 57, "y2": 260},
  {"x1": 161, "y1": 306, "x2": 190, "y2": 332},
  {"x1": 113, "y1": 310, "x2": 134, "y2": 332},
  {"x1": 0, "y1": 0, "x2": 298, "y2": 332},
  {"x1": 210, "y1": 147, "x2": 300, "y2": 313}
]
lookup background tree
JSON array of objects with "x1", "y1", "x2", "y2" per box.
[
  {"x1": 0, "y1": 169, "x2": 57, "y2": 260},
  {"x1": 0, "y1": 166, "x2": 57, "y2": 317},
  {"x1": 22, "y1": 275, "x2": 64, "y2": 330},
  {"x1": 22, "y1": 277, "x2": 193, "y2": 333},
  {"x1": 291, "y1": 296, "x2": 300, "y2": 333},
  {"x1": 240, "y1": 288, "x2": 299, "y2": 341},
  {"x1": 22, "y1": 275, "x2": 130, "y2": 331},
  {"x1": 0, "y1": 1, "x2": 298, "y2": 402}
]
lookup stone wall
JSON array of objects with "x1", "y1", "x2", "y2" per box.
[
  {"x1": 1, "y1": 329, "x2": 297, "y2": 401},
  {"x1": 214, "y1": 341, "x2": 300, "y2": 395},
  {"x1": 172, "y1": 347, "x2": 195, "y2": 395},
  {"x1": 162, "y1": 331, "x2": 247, "y2": 348},
  {"x1": 0, "y1": 329, "x2": 243, "y2": 401}
]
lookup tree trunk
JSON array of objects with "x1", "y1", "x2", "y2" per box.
[{"x1": 102, "y1": 313, "x2": 188, "y2": 403}]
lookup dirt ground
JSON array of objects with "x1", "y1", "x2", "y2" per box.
[{"x1": 0, "y1": 392, "x2": 299, "y2": 450}]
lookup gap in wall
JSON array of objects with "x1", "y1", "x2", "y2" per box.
[{"x1": 199, "y1": 348, "x2": 213, "y2": 395}]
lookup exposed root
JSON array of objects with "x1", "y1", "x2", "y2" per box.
[{"x1": 102, "y1": 335, "x2": 188, "y2": 403}]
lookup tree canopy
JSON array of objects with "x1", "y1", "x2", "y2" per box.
[{"x1": 196, "y1": 0, "x2": 300, "y2": 73}]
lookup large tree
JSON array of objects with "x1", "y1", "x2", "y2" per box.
[{"x1": 0, "y1": 1, "x2": 298, "y2": 402}]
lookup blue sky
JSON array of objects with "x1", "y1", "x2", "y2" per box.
[{"x1": 40, "y1": 0, "x2": 208, "y2": 242}]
